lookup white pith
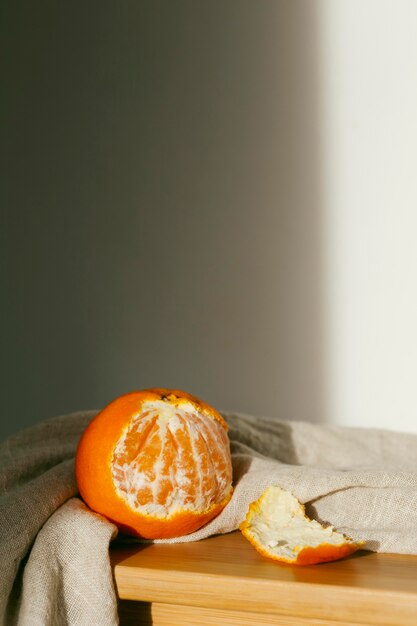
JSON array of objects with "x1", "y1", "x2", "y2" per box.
[
  {"x1": 112, "y1": 400, "x2": 232, "y2": 517},
  {"x1": 245, "y1": 486, "x2": 353, "y2": 560}
]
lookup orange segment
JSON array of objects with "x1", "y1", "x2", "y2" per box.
[
  {"x1": 240, "y1": 486, "x2": 364, "y2": 565},
  {"x1": 75, "y1": 389, "x2": 233, "y2": 539}
]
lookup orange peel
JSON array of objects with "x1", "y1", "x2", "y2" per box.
[{"x1": 240, "y1": 485, "x2": 364, "y2": 565}]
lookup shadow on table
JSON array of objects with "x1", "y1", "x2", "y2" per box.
[{"x1": 118, "y1": 599, "x2": 152, "y2": 626}]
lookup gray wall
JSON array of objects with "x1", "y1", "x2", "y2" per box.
[{"x1": 1, "y1": 1, "x2": 322, "y2": 440}]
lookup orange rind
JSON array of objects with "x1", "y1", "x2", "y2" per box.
[
  {"x1": 240, "y1": 485, "x2": 364, "y2": 565},
  {"x1": 75, "y1": 388, "x2": 233, "y2": 539}
]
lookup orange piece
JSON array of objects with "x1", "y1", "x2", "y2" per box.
[
  {"x1": 240, "y1": 486, "x2": 364, "y2": 565},
  {"x1": 75, "y1": 389, "x2": 233, "y2": 539}
]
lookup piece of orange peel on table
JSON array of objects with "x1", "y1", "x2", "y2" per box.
[{"x1": 240, "y1": 486, "x2": 364, "y2": 565}]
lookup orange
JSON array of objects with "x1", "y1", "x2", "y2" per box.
[
  {"x1": 240, "y1": 486, "x2": 364, "y2": 565},
  {"x1": 75, "y1": 388, "x2": 233, "y2": 539}
]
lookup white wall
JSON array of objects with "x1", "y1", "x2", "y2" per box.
[
  {"x1": 320, "y1": 0, "x2": 417, "y2": 432},
  {"x1": 2, "y1": 1, "x2": 417, "y2": 439}
]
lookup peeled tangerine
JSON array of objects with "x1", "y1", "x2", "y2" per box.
[
  {"x1": 75, "y1": 389, "x2": 233, "y2": 539},
  {"x1": 240, "y1": 486, "x2": 364, "y2": 565}
]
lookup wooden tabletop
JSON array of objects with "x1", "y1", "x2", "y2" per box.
[{"x1": 110, "y1": 530, "x2": 417, "y2": 626}]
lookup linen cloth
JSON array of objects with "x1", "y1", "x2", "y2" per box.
[{"x1": 1, "y1": 409, "x2": 417, "y2": 626}]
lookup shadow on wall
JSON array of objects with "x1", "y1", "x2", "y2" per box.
[
  {"x1": 1, "y1": 1, "x2": 324, "y2": 440},
  {"x1": 266, "y1": 1, "x2": 324, "y2": 424}
]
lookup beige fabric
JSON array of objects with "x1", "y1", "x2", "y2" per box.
[
  {"x1": 0, "y1": 412, "x2": 118, "y2": 626},
  {"x1": 1, "y1": 409, "x2": 417, "y2": 625}
]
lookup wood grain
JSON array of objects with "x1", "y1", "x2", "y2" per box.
[
  {"x1": 118, "y1": 600, "x2": 375, "y2": 626},
  {"x1": 111, "y1": 530, "x2": 417, "y2": 626}
]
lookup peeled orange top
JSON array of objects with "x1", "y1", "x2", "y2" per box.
[
  {"x1": 75, "y1": 388, "x2": 233, "y2": 539},
  {"x1": 241, "y1": 486, "x2": 364, "y2": 565}
]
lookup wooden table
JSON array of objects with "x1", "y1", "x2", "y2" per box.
[{"x1": 110, "y1": 531, "x2": 417, "y2": 626}]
